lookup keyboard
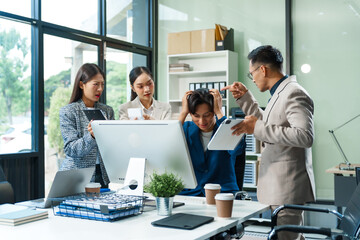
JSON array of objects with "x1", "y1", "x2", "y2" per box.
[{"x1": 174, "y1": 195, "x2": 207, "y2": 205}]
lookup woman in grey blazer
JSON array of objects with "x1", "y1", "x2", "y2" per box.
[
  {"x1": 119, "y1": 66, "x2": 171, "y2": 120},
  {"x1": 59, "y1": 63, "x2": 114, "y2": 188}
]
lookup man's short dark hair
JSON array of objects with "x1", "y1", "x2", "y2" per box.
[
  {"x1": 188, "y1": 88, "x2": 214, "y2": 115},
  {"x1": 247, "y1": 45, "x2": 283, "y2": 72}
]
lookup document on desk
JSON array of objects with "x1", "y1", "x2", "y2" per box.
[
  {"x1": 151, "y1": 213, "x2": 214, "y2": 230},
  {"x1": 0, "y1": 204, "x2": 48, "y2": 226}
]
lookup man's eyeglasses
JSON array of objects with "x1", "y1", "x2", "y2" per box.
[{"x1": 247, "y1": 65, "x2": 261, "y2": 80}]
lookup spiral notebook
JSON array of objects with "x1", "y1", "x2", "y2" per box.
[{"x1": 151, "y1": 213, "x2": 214, "y2": 230}]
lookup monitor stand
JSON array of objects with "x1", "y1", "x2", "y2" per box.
[{"x1": 116, "y1": 158, "x2": 146, "y2": 196}]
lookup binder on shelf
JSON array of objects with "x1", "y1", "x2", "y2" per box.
[
  {"x1": 207, "y1": 82, "x2": 214, "y2": 89},
  {"x1": 219, "y1": 82, "x2": 226, "y2": 98},
  {"x1": 195, "y1": 83, "x2": 201, "y2": 90},
  {"x1": 215, "y1": 28, "x2": 234, "y2": 51},
  {"x1": 201, "y1": 83, "x2": 207, "y2": 89},
  {"x1": 189, "y1": 83, "x2": 195, "y2": 91},
  {"x1": 214, "y1": 82, "x2": 220, "y2": 91}
]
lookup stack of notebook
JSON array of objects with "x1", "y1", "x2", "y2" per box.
[{"x1": 0, "y1": 204, "x2": 48, "y2": 226}]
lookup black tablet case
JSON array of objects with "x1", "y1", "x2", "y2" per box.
[
  {"x1": 151, "y1": 213, "x2": 214, "y2": 230},
  {"x1": 83, "y1": 109, "x2": 106, "y2": 121}
]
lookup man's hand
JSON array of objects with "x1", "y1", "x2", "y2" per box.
[
  {"x1": 231, "y1": 115, "x2": 257, "y2": 135},
  {"x1": 221, "y1": 82, "x2": 248, "y2": 99}
]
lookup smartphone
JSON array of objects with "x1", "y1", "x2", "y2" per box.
[{"x1": 127, "y1": 108, "x2": 143, "y2": 120}]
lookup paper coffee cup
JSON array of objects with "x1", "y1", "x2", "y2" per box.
[
  {"x1": 204, "y1": 183, "x2": 221, "y2": 205},
  {"x1": 85, "y1": 182, "x2": 101, "y2": 197},
  {"x1": 215, "y1": 193, "x2": 234, "y2": 218}
]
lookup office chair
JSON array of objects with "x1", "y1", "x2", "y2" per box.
[
  {"x1": 0, "y1": 165, "x2": 15, "y2": 204},
  {"x1": 267, "y1": 183, "x2": 360, "y2": 240},
  {"x1": 356, "y1": 167, "x2": 360, "y2": 185}
]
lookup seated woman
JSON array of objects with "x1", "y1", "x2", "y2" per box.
[
  {"x1": 59, "y1": 63, "x2": 114, "y2": 188},
  {"x1": 178, "y1": 88, "x2": 246, "y2": 196},
  {"x1": 119, "y1": 66, "x2": 171, "y2": 120}
]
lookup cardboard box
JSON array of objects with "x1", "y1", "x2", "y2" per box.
[
  {"x1": 168, "y1": 31, "x2": 191, "y2": 55},
  {"x1": 190, "y1": 29, "x2": 215, "y2": 53}
]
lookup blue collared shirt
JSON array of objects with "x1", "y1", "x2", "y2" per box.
[{"x1": 270, "y1": 75, "x2": 288, "y2": 96}]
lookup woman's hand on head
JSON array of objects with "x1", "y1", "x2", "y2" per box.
[
  {"x1": 209, "y1": 89, "x2": 223, "y2": 119},
  {"x1": 88, "y1": 120, "x2": 95, "y2": 139}
]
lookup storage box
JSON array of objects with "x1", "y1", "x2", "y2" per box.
[
  {"x1": 215, "y1": 28, "x2": 234, "y2": 51},
  {"x1": 190, "y1": 29, "x2": 215, "y2": 53},
  {"x1": 168, "y1": 31, "x2": 191, "y2": 55}
]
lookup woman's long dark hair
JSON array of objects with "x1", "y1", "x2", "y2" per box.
[
  {"x1": 129, "y1": 66, "x2": 153, "y2": 101},
  {"x1": 187, "y1": 88, "x2": 214, "y2": 114},
  {"x1": 69, "y1": 63, "x2": 105, "y2": 104}
]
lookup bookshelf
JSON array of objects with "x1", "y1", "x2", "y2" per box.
[{"x1": 167, "y1": 50, "x2": 238, "y2": 119}]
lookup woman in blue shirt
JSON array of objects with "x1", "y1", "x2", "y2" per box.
[
  {"x1": 178, "y1": 88, "x2": 246, "y2": 196},
  {"x1": 59, "y1": 63, "x2": 114, "y2": 188}
]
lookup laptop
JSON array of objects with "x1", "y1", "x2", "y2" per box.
[{"x1": 16, "y1": 167, "x2": 94, "y2": 209}]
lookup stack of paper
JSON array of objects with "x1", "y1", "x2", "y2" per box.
[
  {"x1": 0, "y1": 204, "x2": 48, "y2": 226},
  {"x1": 169, "y1": 63, "x2": 190, "y2": 72}
]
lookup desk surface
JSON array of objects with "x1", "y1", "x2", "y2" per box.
[
  {"x1": 326, "y1": 164, "x2": 360, "y2": 175},
  {"x1": 2, "y1": 196, "x2": 269, "y2": 240}
]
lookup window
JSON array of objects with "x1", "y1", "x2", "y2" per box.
[
  {"x1": 0, "y1": 18, "x2": 32, "y2": 154},
  {"x1": 0, "y1": 1, "x2": 154, "y2": 201},
  {"x1": 107, "y1": 0, "x2": 150, "y2": 46},
  {"x1": 42, "y1": 0, "x2": 99, "y2": 34},
  {"x1": 105, "y1": 48, "x2": 147, "y2": 119},
  {"x1": 44, "y1": 35, "x2": 98, "y2": 194},
  {"x1": 0, "y1": 0, "x2": 31, "y2": 18}
]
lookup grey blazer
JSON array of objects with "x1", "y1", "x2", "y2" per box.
[
  {"x1": 118, "y1": 96, "x2": 172, "y2": 120},
  {"x1": 59, "y1": 99, "x2": 114, "y2": 185},
  {"x1": 236, "y1": 76, "x2": 315, "y2": 205}
]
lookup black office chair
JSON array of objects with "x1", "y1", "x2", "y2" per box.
[
  {"x1": 267, "y1": 183, "x2": 360, "y2": 240},
  {"x1": 356, "y1": 167, "x2": 360, "y2": 185},
  {"x1": 0, "y1": 165, "x2": 15, "y2": 204}
]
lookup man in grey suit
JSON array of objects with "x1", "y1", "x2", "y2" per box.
[{"x1": 222, "y1": 45, "x2": 315, "y2": 240}]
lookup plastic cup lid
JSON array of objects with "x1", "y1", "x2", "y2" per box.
[
  {"x1": 215, "y1": 193, "x2": 234, "y2": 200},
  {"x1": 85, "y1": 182, "x2": 101, "y2": 188},
  {"x1": 204, "y1": 183, "x2": 221, "y2": 190}
]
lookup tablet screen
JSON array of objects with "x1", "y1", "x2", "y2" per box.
[{"x1": 83, "y1": 109, "x2": 106, "y2": 121}]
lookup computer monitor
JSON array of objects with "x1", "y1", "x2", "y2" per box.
[{"x1": 91, "y1": 120, "x2": 197, "y2": 189}]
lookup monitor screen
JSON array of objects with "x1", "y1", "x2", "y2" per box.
[{"x1": 91, "y1": 120, "x2": 197, "y2": 189}]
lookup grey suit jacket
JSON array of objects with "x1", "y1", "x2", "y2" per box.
[
  {"x1": 236, "y1": 76, "x2": 315, "y2": 205},
  {"x1": 59, "y1": 99, "x2": 114, "y2": 185},
  {"x1": 118, "y1": 97, "x2": 172, "y2": 120}
]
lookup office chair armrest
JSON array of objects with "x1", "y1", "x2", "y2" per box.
[
  {"x1": 271, "y1": 204, "x2": 343, "y2": 226},
  {"x1": 267, "y1": 225, "x2": 333, "y2": 240}
]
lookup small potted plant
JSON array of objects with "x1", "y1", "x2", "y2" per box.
[{"x1": 144, "y1": 172, "x2": 185, "y2": 216}]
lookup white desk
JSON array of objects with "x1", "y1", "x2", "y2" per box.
[{"x1": 2, "y1": 196, "x2": 269, "y2": 240}]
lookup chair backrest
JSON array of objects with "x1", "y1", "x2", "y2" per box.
[
  {"x1": 339, "y1": 182, "x2": 360, "y2": 238},
  {"x1": 356, "y1": 167, "x2": 360, "y2": 185},
  {"x1": 0, "y1": 165, "x2": 6, "y2": 182},
  {"x1": 0, "y1": 165, "x2": 15, "y2": 204}
]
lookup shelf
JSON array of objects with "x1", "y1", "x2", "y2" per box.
[
  {"x1": 168, "y1": 50, "x2": 229, "y2": 59},
  {"x1": 169, "y1": 98, "x2": 228, "y2": 103},
  {"x1": 169, "y1": 70, "x2": 226, "y2": 78}
]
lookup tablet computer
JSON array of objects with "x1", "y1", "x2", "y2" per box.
[
  {"x1": 151, "y1": 213, "x2": 214, "y2": 230},
  {"x1": 207, "y1": 119, "x2": 244, "y2": 150},
  {"x1": 83, "y1": 109, "x2": 106, "y2": 121}
]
